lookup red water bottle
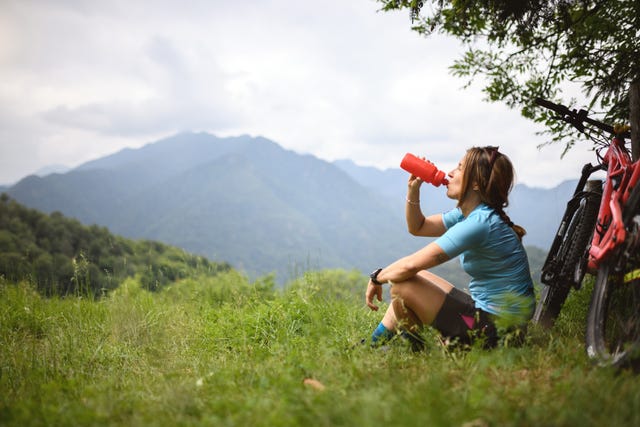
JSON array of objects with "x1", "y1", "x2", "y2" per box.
[{"x1": 400, "y1": 153, "x2": 449, "y2": 187}]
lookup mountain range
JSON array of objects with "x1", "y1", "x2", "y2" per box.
[{"x1": 5, "y1": 132, "x2": 574, "y2": 282}]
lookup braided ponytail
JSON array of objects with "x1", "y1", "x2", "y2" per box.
[{"x1": 495, "y1": 207, "x2": 526, "y2": 241}]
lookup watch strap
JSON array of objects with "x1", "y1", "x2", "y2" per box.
[{"x1": 369, "y1": 268, "x2": 383, "y2": 286}]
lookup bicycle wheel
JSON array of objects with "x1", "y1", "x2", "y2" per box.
[
  {"x1": 585, "y1": 216, "x2": 640, "y2": 368},
  {"x1": 534, "y1": 193, "x2": 600, "y2": 328},
  {"x1": 533, "y1": 285, "x2": 570, "y2": 329}
]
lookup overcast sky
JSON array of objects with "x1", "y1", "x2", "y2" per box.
[{"x1": 1, "y1": 0, "x2": 599, "y2": 188}]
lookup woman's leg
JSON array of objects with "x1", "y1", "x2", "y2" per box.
[
  {"x1": 369, "y1": 304, "x2": 397, "y2": 345},
  {"x1": 369, "y1": 271, "x2": 456, "y2": 346},
  {"x1": 377, "y1": 271, "x2": 453, "y2": 329},
  {"x1": 417, "y1": 270, "x2": 457, "y2": 293},
  {"x1": 380, "y1": 303, "x2": 396, "y2": 329},
  {"x1": 391, "y1": 271, "x2": 455, "y2": 333}
]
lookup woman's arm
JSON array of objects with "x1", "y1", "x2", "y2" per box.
[
  {"x1": 406, "y1": 175, "x2": 447, "y2": 237},
  {"x1": 379, "y1": 242, "x2": 449, "y2": 283},
  {"x1": 366, "y1": 242, "x2": 450, "y2": 310},
  {"x1": 406, "y1": 209, "x2": 447, "y2": 237}
]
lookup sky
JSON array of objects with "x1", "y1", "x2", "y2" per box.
[{"x1": 0, "y1": 0, "x2": 600, "y2": 188}]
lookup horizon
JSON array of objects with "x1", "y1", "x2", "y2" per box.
[{"x1": 1, "y1": 131, "x2": 581, "y2": 191}]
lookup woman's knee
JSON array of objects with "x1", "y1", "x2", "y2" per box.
[
  {"x1": 389, "y1": 280, "x2": 416, "y2": 302},
  {"x1": 390, "y1": 278, "x2": 448, "y2": 325},
  {"x1": 389, "y1": 282, "x2": 402, "y2": 298},
  {"x1": 390, "y1": 283, "x2": 412, "y2": 312}
]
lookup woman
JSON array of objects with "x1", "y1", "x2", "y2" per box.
[{"x1": 366, "y1": 146, "x2": 534, "y2": 349}]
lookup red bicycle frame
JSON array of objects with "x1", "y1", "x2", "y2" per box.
[{"x1": 588, "y1": 136, "x2": 640, "y2": 270}]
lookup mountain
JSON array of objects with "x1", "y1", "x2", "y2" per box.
[
  {"x1": 508, "y1": 180, "x2": 578, "y2": 249},
  {"x1": 332, "y1": 159, "x2": 453, "y2": 209},
  {"x1": 0, "y1": 165, "x2": 70, "y2": 189},
  {"x1": 34, "y1": 164, "x2": 71, "y2": 177},
  {"x1": 6, "y1": 133, "x2": 424, "y2": 281},
  {"x1": 6, "y1": 132, "x2": 567, "y2": 282}
]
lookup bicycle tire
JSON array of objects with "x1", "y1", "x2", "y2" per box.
[
  {"x1": 586, "y1": 208, "x2": 640, "y2": 368},
  {"x1": 559, "y1": 194, "x2": 600, "y2": 283},
  {"x1": 534, "y1": 193, "x2": 599, "y2": 328},
  {"x1": 533, "y1": 284, "x2": 570, "y2": 329}
]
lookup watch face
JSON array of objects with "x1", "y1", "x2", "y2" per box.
[{"x1": 370, "y1": 268, "x2": 383, "y2": 284}]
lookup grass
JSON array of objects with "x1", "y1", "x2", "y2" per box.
[{"x1": 2, "y1": 270, "x2": 640, "y2": 427}]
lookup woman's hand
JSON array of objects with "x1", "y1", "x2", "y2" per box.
[
  {"x1": 407, "y1": 173, "x2": 423, "y2": 194},
  {"x1": 365, "y1": 280, "x2": 382, "y2": 311},
  {"x1": 407, "y1": 167, "x2": 423, "y2": 209}
]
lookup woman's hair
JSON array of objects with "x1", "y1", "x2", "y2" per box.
[{"x1": 459, "y1": 146, "x2": 526, "y2": 240}]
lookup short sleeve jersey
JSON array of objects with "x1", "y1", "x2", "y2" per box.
[{"x1": 434, "y1": 203, "x2": 534, "y2": 318}]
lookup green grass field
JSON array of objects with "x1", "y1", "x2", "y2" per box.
[{"x1": 2, "y1": 270, "x2": 640, "y2": 427}]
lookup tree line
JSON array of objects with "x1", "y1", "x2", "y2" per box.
[{"x1": 0, "y1": 194, "x2": 231, "y2": 296}]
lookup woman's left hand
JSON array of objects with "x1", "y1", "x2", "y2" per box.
[{"x1": 365, "y1": 280, "x2": 382, "y2": 311}]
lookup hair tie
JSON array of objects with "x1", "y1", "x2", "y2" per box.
[{"x1": 486, "y1": 146, "x2": 500, "y2": 170}]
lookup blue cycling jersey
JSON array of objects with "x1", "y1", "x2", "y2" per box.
[{"x1": 434, "y1": 203, "x2": 534, "y2": 319}]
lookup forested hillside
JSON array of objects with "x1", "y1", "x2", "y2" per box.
[{"x1": 0, "y1": 194, "x2": 230, "y2": 295}]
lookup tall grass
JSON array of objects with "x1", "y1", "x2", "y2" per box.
[{"x1": 2, "y1": 272, "x2": 640, "y2": 427}]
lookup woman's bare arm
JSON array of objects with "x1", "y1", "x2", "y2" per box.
[
  {"x1": 378, "y1": 242, "x2": 449, "y2": 284},
  {"x1": 365, "y1": 242, "x2": 450, "y2": 310},
  {"x1": 405, "y1": 174, "x2": 447, "y2": 237}
]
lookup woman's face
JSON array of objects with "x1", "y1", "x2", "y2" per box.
[{"x1": 446, "y1": 156, "x2": 466, "y2": 201}]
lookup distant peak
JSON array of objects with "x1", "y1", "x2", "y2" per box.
[{"x1": 33, "y1": 164, "x2": 71, "y2": 177}]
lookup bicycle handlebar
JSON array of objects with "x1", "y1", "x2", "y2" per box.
[{"x1": 534, "y1": 98, "x2": 630, "y2": 139}]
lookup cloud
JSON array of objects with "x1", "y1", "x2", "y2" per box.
[
  {"x1": 0, "y1": 0, "x2": 594, "y2": 187},
  {"x1": 39, "y1": 34, "x2": 241, "y2": 137}
]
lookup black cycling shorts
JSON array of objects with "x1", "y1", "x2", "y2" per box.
[{"x1": 432, "y1": 287, "x2": 498, "y2": 348}]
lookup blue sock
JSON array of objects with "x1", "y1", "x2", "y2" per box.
[{"x1": 371, "y1": 322, "x2": 395, "y2": 344}]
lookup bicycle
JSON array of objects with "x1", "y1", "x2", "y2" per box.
[{"x1": 532, "y1": 98, "x2": 640, "y2": 368}]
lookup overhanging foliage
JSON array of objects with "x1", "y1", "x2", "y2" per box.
[{"x1": 378, "y1": 0, "x2": 640, "y2": 156}]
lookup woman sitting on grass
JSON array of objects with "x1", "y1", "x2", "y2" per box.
[{"x1": 366, "y1": 146, "x2": 534, "y2": 349}]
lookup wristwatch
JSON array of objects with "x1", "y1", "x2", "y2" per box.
[{"x1": 369, "y1": 268, "x2": 384, "y2": 286}]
